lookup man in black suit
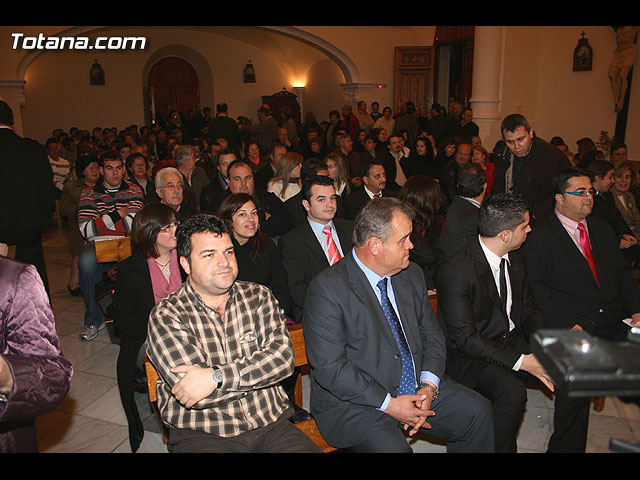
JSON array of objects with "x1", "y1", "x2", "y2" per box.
[
  {"x1": 438, "y1": 163, "x2": 486, "y2": 261},
  {"x1": 522, "y1": 168, "x2": 640, "y2": 451},
  {"x1": 380, "y1": 134, "x2": 410, "y2": 192},
  {"x1": 345, "y1": 159, "x2": 396, "y2": 220},
  {"x1": 279, "y1": 175, "x2": 353, "y2": 324},
  {"x1": 253, "y1": 142, "x2": 286, "y2": 192},
  {"x1": 207, "y1": 102, "x2": 240, "y2": 151},
  {"x1": 440, "y1": 142, "x2": 472, "y2": 212},
  {"x1": 437, "y1": 193, "x2": 554, "y2": 452},
  {"x1": 303, "y1": 197, "x2": 494, "y2": 452},
  {"x1": 284, "y1": 157, "x2": 346, "y2": 228},
  {"x1": 0, "y1": 100, "x2": 55, "y2": 295}
]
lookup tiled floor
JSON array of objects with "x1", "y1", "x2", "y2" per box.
[{"x1": 27, "y1": 223, "x2": 640, "y2": 453}]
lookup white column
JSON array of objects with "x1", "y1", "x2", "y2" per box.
[{"x1": 469, "y1": 26, "x2": 505, "y2": 144}]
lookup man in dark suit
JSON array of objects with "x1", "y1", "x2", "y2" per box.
[
  {"x1": 345, "y1": 159, "x2": 396, "y2": 220},
  {"x1": 279, "y1": 175, "x2": 353, "y2": 324},
  {"x1": 207, "y1": 102, "x2": 240, "y2": 151},
  {"x1": 438, "y1": 163, "x2": 486, "y2": 262},
  {"x1": 522, "y1": 168, "x2": 640, "y2": 451},
  {"x1": 437, "y1": 193, "x2": 554, "y2": 452},
  {"x1": 303, "y1": 197, "x2": 494, "y2": 452},
  {"x1": 253, "y1": 143, "x2": 286, "y2": 192},
  {"x1": 0, "y1": 100, "x2": 55, "y2": 295},
  {"x1": 380, "y1": 134, "x2": 410, "y2": 192},
  {"x1": 284, "y1": 157, "x2": 346, "y2": 228},
  {"x1": 440, "y1": 142, "x2": 472, "y2": 212}
]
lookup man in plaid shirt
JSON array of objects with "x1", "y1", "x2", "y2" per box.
[{"x1": 146, "y1": 214, "x2": 321, "y2": 452}]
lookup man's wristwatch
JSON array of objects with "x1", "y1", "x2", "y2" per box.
[
  {"x1": 212, "y1": 368, "x2": 223, "y2": 389},
  {"x1": 418, "y1": 382, "x2": 439, "y2": 399}
]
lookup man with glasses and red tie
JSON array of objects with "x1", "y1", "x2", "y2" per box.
[
  {"x1": 279, "y1": 175, "x2": 354, "y2": 324},
  {"x1": 522, "y1": 167, "x2": 640, "y2": 452}
]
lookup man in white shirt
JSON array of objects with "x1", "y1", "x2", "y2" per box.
[{"x1": 437, "y1": 193, "x2": 554, "y2": 453}]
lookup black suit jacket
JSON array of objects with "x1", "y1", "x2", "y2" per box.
[
  {"x1": 380, "y1": 151, "x2": 410, "y2": 192},
  {"x1": 0, "y1": 129, "x2": 54, "y2": 246},
  {"x1": 303, "y1": 251, "x2": 446, "y2": 448},
  {"x1": 437, "y1": 238, "x2": 544, "y2": 387},
  {"x1": 438, "y1": 196, "x2": 480, "y2": 261},
  {"x1": 522, "y1": 213, "x2": 640, "y2": 335},
  {"x1": 344, "y1": 186, "x2": 397, "y2": 221},
  {"x1": 208, "y1": 114, "x2": 240, "y2": 149},
  {"x1": 279, "y1": 217, "x2": 353, "y2": 322},
  {"x1": 113, "y1": 252, "x2": 186, "y2": 451}
]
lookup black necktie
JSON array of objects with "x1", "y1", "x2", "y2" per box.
[{"x1": 499, "y1": 258, "x2": 508, "y2": 314}]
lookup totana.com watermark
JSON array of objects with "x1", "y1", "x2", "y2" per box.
[{"x1": 11, "y1": 33, "x2": 146, "y2": 50}]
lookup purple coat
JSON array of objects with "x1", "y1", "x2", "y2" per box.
[{"x1": 0, "y1": 256, "x2": 73, "y2": 452}]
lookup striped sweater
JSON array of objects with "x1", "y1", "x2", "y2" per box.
[{"x1": 78, "y1": 180, "x2": 144, "y2": 242}]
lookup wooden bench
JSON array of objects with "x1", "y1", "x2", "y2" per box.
[{"x1": 142, "y1": 324, "x2": 336, "y2": 452}]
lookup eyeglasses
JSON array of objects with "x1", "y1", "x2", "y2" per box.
[
  {"x1": 562, "y1": 188, "x2": 595, "y2": 197},
  {"x1": 161, "y1": 183, "x2": 184, "y2": 191},
  {"x1": 160, "y1": 221, "x2": 179, "y2": 233}
]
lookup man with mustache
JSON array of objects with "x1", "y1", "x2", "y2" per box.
[{"x1": 146, "y1": 214, "x2": 321, "y2": 453}]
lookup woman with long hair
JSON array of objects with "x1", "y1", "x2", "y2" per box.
[
  {"x1": 113, "y1": 203, "x2": 186, "y2": 452},
  {"x1": 398, "y1": 175, "x2": 443, "y2": 294},
  {"x1": 267, "y1": 151, "x2": 303, "y2": 201},
  {"x1": 324, "y1": 152, "x2": 351, "y2": 197},
  {"x1": 217, "y1": 193, "x2": 292, "y2": 315}
]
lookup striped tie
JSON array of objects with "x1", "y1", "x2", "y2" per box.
[{"x1": 323, "y1": 225, "x2": 342, "y2": 265}]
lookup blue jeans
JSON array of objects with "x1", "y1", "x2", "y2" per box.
[{"x1": 78, "y1": 242, "x2": 115, "y2": 327}]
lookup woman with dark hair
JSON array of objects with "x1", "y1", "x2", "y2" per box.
[
  {"x1": 405, "y1": 136, "x2": 439, "y2": 179},
  {"x1": 126, "y1": 152, "x2": 158, "y2": 204},
  {"x1": 435, "y1": 137, "x2": 456, "y2": 175},
  {"x1": 61, "y1": 152, "x2": 101, "y2": 295},
  {"x1": 398, "y1": 175, "x2": 443, "y2": 294},
  {"x1": 113, "y1": 203, "x2": 186, "y2": 452},
  {"x1": 217, "y1": 193, "x2": 292, "y2": 316}
]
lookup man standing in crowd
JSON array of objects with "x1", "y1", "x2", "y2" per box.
[{"x1": 493, "y1": 113, "x2": 570, "y2": 223}]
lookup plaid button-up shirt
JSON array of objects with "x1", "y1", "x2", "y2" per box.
[{"x1": 146, "y1": 279, "x2": 293, "y2": 437}]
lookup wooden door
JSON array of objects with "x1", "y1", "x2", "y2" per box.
[
  {"x1": 147, "y1": 57, "x2": 200, "y2": 124},
  {"x1": 394, "y1": 47, "x2": 434, "y2": 118}
]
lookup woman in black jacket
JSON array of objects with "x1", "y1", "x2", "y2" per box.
[
  {"x1": 113, "y1": 203, "x2": 186, "y2": 452},
  {"x1": 217, "y1": 193, "x2": 292, "y2": 316}
]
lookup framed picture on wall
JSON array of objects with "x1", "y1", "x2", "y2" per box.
[{"x1": 573, "y1": 32, "x2": 593, "y2": 72}]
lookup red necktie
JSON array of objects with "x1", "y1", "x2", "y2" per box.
[
  {"x1": 323, "y1": 225, "x2": 342, "y2": 265},
  {"x1": 577, "y1": 223, "x2": 599, "y2": 287}
]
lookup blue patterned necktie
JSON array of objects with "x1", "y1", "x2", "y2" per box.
[{"x1": 377, "y1": 277, "x2": 416, "y2": 395}]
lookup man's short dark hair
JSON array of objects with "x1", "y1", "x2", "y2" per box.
[
  {"x1": 301, "y1": 174, "x2": 334, "y2": 202},
  {"x1": 611, "y1": 143, "x2": 628, "y2": 154},
  {"x1": 478, "y1": 193, "x2": 530, "y2": 238},
  {"x1": 500, "y1": 113, "x2": 531, "y2": 135},
  {"x1": 456, "y1": 163, "x2": 487, "y2": 198},
  {"x1": 586, "y1": 159, "x2": 614, "y2": 181},
  {"x1": 45, "y1": 137, "x2": 58, "y2": 148},
  {"x1": 99, "y1": 149, "x2": 122, "y2": 166},
  {"x1": 300, "y1": 158, "x2": 329, "y2": 182},
  {"x1": 353, "y1": 197, "x2": 414, "y2": 248},
  {"x1": 361, "y1": 159, "x2": 385, "y2": 178},
  {"x1": 176, "y1": 213, "x2": 231, "y2": 262},
  {"x1": 0, "y1": 100, "x2": 13, "y2": 125},
  {"x1": 216, "y1": 103, "x2": 228, "y2": 113},
  {"x1": 551, "y1": 168, "x2": 591, "y2": 201},
  {"x1": 226, "y1": 159, "x2": 252, "y2": 177},
  {"x1": 217, "y1": 149, "x2": 238, "y2": 165}
]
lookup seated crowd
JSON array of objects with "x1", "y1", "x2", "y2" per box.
[{"x1": 42, "y1": 99, "x2": 640, "y2": 453}]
